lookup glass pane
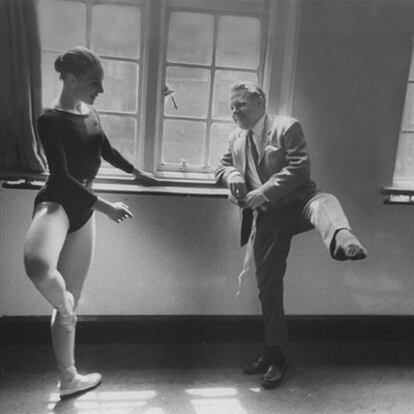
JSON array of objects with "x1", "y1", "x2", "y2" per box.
[
  {"x1": 212, "y1": 70, "x2": 258, "y2": 119},
  {"x1": 209, "y1": 122, "x2": 235, "y2": 168},
  {"x1": 165, "y1": 67, "x2": 210, "y2": 118},
  {"x1": 402, "y1": 84, "x2": 414, "y2": 130},
  {"x1": 162, "y1": 120, "x2": 206, "y2": 165},
  {"x1": 99, "y1": 115, "x2": 137, "y2": 165},
  {"x1": 167, "y1": 12, "x2": 213, "y2": 65},
  {"x1": 91, "y1": 4, "x2": 141, "y2": 59},
  {"x1": 216, "y1": 16, "x2": 261, "y2": 69},
  {"x1": 409, "y1": 52, "x2": 414, "y2": 81},
  {"x1": 96, "y1": 60, "x2": 139, "y2": 113},
  {"x1": 38, "y1": 0, "x2": 86, "y2": 50},
  {"x1": 41, "y1": 52, "x2": 61, "y2": 107},
  {"x1": 393, "y1": 132, "x2": 414, "y2": 186}
]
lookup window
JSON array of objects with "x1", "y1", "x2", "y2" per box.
[
  {"x1": 37, "y1": 0, "x2": 144, "y2": 175},
  {"x1": 392, "y1": 41, "x2": 414, "y2": 188},
  {"x1": 37, "y1": 0, "x2": 270, "y2": 181}
]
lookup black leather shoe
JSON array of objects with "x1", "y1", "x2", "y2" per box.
[
  {"x1": 242, "y1": 354, "x2": 269, "y2": 375},
  {"x1": 261, "y1": 359, "x2": 287, "y2": 389}
]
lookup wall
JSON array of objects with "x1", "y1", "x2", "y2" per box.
[
  {"x1": 2, "y1": 0, "x2": 414, "y2": 316},
  {"x1": 0, "y1": 187, "x2": 262, "y2": 316},
  {"x1": 285, "y1": 0, "x2": 414, "y2": 314}
]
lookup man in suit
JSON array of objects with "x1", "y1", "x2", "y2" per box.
[{"x1": 215, "y1": 81, "x2": 367, "y2": 390}]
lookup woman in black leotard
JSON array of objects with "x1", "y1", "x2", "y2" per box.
[{"x1": 23, "y1": 47, "x2": 156, "y2": 398}]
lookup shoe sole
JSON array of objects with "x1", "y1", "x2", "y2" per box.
[
  {"x1": 261, "y1": 378, "x2": 284, "y2": 390},
  {"x1": 60, "y1": 379, "x2": 102, "y2": 399},
  {"x1": 261, "y1": 363, "x2": 287, "y2": 390}
]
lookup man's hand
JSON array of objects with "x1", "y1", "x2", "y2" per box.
[
  {"x1": 229, "y1": 174, "x2": 247, "y2": 201},
  {"x1": 244, "y1": 189, "x2": 268, "y2": 209}
]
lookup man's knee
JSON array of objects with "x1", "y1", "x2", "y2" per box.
[
  {"x1": 305, "y1": 192, "x2": 348, "y2": 226},
  {"x1": 307, "y1": 192, "x2": 339, "y2": 211}
]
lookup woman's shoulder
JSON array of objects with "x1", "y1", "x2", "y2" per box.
[
  {"x1": 40, "y1": 107, "x2": 57, "y2": 115},
  {"x1": 39, "y1": 107, "x2": 61, "y2": 121},
  {"x1": 37, "y1": 108, "x2": 67, "y2": 134}
]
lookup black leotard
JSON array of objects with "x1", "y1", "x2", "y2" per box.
[{"x1": 35, "y1": 107, "x2": 134, "y2": 232}]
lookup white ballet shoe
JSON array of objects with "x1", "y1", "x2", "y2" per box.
[{"x1": 59, "y1": 372, "x2": 102, "y2": 398}]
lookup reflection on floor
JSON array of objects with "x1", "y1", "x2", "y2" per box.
[{"x1": 1, "y1": 341, "x2": 414, "y2": 414}]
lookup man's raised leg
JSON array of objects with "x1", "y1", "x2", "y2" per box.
[{"x1": 302, "y1": 192, "x2": 367, "y2": 260}]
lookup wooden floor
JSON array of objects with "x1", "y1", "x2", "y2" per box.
[{"x1": 1, "y1": 340, "x2": 414, "y2": 414}]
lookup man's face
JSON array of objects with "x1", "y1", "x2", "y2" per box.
[{"x1": 229, "y1": 89, "x2": 265, "y2": 130}]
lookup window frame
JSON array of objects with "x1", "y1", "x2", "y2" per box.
[
  {"x1": 390, "y1": 37, "x2": 414, "y2": 190},
  {"x1": 152, "y1": 2, "x2": 269, "y2": 180}
]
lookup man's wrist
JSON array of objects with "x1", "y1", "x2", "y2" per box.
[
  {"x1": 228, "y1": 171, "x2": 244, "y2": 183},
  {"x1": 261, "y1": 191, "x2": 269, "y2": 202}
]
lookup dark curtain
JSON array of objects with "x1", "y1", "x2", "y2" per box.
[{"x1": 0, "y1": 0, "x2": 47, "y2": 173}]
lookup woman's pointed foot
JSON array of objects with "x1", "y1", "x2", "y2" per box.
[{"x1": 59, "y1": 372, "x2": 102, "y2": 398}]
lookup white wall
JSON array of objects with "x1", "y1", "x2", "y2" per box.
[{"x1": 0, "y1": 186, "x2": 262, "y2": 316}]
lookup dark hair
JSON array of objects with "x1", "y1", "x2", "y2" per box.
[
  {"x1": 54, "y1": 46, "x2": 103, "y2": 79},
  {"x1": 230, "y1": 81, "x2": 266, "y2": 106}
]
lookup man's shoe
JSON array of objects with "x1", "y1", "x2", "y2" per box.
[
  {"x1": 333, "y1": 229, "x2": 367, "y2": 261},
  {"x1": 261, "y1": 359, "x2": 287, "y2": 389},
  {"x1": 242, "y1": 354, "x2": 269, "y2": 375},
  {"x1": 59, "y1": 372, "x2": 102, "y2": 398}
]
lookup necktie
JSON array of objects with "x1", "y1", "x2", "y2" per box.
[
  {"x1": 240, "y1": 130, "x2": 257, "y2": 246},
  {"x1": 247, "y1": 130, "x2": 259, "y2": 165},
  {"x1": 241, "y1": 207, "x2": 253, "y2": 246}
]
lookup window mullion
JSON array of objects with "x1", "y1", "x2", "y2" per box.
[
  {"x1": 86, "y1": 1, "x2": 92, "y2": 48},
  {"x1": 203, "y1": 13, "x2": 219, "y2": 170},
  {"x1": 142, "y1": 0, "x2": 167, "y2": 173}
]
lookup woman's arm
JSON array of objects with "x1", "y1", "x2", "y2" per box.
[
  {"x1": 93, "y1": 197, "x2": 133, "y2": 223},
  {"x1": 100, "y1": 133, "x2": 157, "y2": 186}
]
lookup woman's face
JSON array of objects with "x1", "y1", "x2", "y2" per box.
[{"x1": 73, "y1": 67, "x2": 104, "y2": 105}]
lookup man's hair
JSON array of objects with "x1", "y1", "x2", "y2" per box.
[{"x1": 229, "y1": 81, "x2": 266, "y2": 106}]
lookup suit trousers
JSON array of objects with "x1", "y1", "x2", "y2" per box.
[{"x1": 253, "y1": 192, "x2": 350, "y2": 349}]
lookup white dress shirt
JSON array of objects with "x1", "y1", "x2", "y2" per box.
[{"x1": 245, "y1": 114, "x2": 266, "y2": 191}]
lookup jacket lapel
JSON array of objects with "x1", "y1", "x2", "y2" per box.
[{"x1": 259, "y1": 114, "x2": 274, "y2": 164}]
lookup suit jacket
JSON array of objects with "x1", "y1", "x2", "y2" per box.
[
  {"x1": 215, "y1": 114, "x2": 316, "y2": 244},
  {"x1": 215, "y1": 114, "x2": 316, "y2": 205}
]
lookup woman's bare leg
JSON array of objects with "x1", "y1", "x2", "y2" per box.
[
  {"x1": 24, "y1": 202, "x2": 73, "y2": 313},
  {"x1": 51, "y1": 214, "x2": 95, "y2": 375},
  {"x1": 24, "y1": 204, "x2": 101, "y2": 396}
]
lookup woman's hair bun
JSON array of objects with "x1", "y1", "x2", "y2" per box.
[{"x1": 54, "y1": 54, "x2": 65, "y2": 74}]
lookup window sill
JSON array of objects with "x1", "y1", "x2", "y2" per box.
[
  {"x1": 0, "y1": 172, "x2": 229, "y2": 198},
  {"x1": 381, "y1": 186, "x2": 414, "y2": 205}
]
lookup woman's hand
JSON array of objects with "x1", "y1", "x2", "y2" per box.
[
  {"x1": 133, "y1": 168, "x2": 158, "y2": 186},
  {"x1": 93, "y1": 198, "x2": 133, "y2": 223},
  {"x1": 106, "y1": 202, "x2": 133, "y2": 223}
]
